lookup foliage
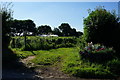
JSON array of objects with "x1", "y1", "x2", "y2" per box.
[
  {"x1": 10, "y1": 36, "x2": 78, "y2": 50},
  {"x1": 59, "y1": 23, "x2": 71, "y2": 36},
  {"x1": 10, "y1": 19, "x2": 36, "y2": 36},
  {"x1": 1, "y1": 2, "x2": 20, "y2": 64},
  {"x1": 37, "y1": 25, "x2": 52, "y2": 35},
  {"x1": 1, "y1": 2, "x2": 13, "y2": 49},
  {"x1": 0, "y1": 2, "x2": 13, "y2": 37},
  {"x1": 52, "y1": 28, "x2": 62, "y2": 36},
  {"x1": 83, "y1": 6, "x2": 119, "y2": 47},
  {"x1": 107, "y1": 59, "x2": 120, "y2": 75},
  {"x1": 79, "y1": 43, "x2": 115, "y2": 63},
  {"x1": 77, "y1": 35, "x2": 87, "y2": 49},
  {"x1": 58, "y1": 23, "x2": 83, "y2": 37}
]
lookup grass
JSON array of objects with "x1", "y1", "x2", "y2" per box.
[
  {"x1": 12, "y1": 47, "x2": 120, "y2": 78},
  {"x1": 12, "y1": 48, "x2": 35, "y2": 59},
  {"x1": 30, "y1": 47, "x2": 79, "y2": 65},
  {"x1": 12, "y1": 47, "x2": 80, "y2": 67}
]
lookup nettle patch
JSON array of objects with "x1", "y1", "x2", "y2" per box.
[{"x1": 79, "y1": 42, "x2": 115, "y2": 63}]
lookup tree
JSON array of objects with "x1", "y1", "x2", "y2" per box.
[
  {"x1": 112, "y1": 21, "x2": 120, "y2": 54},
  {"x1": 1, "y1": 2, "x2": 13, "y2": 37},
  {"x1": 59, "y1": 23, "x2": 73, "y2": 36},
  {"x1": 23, "y1": 19, "x2": 36, "y2": 32},
  {"x1": 1, "y1": 3, "x2": 19, "y2": 63},
  {"x1": 83, "y1": 6, "x2": 119, "y2": 46},
  {"x1": 70, "y1": 28, "x2": 77, "y2": 36},
  {"x1": 37, "y1": 25, "x2": 52, "y2": 34},
  {"x1": 10, "y1": 20, "x2": 23, "y2": 36},
  {"x1": 58, "y1": 23, "x2": 83, "y2": 37},
  {"x1": 53, "y1": 28, "x2": 62, "y2": 36},
  {"x1": 11, "y1": 19, "x2": 36, "y2": 36},
  {"x1": 1, "y1": 2, "x2": 13, "y2": 48},
  {"x1": 76, "y1": 31, "x2": 83, "y2": 37}
]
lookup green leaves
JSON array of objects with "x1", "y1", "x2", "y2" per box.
[
  {"x1": 37, "y1": 25, "x2": 52, "y2": 35},
  {"x1": 83, "y1": 6, "x2": 119, "y2": 46},
  {"x1": 10, "y1": 36, "x2": 77, "y2": 50},
  {"x1": 1, "y1": 2, "x2": 13, "y2": 37}
]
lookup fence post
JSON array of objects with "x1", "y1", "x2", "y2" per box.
[
  {"x1": 12, "y1": 38, "x2": 15, "y2": 48},
  {"x1": 24, "y1": 31, "x2": 27, "y2": 49}
]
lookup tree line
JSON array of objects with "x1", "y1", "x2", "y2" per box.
[{"x1": 10, "y1": 19, "x2": 83, "y2": 37}]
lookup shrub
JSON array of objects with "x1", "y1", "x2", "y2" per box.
[
  {"x1": 79, "y1": 43, "x2": 115, "y2": 63},
  {"x1": 107, "y1": 59, "x2": 120, "y2": 75},
  {"x1": 10, "y1": 36, "x2": 77, "y2": 50}
]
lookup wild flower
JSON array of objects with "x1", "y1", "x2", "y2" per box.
[
  {"x1": 80, "y1": 43, "x2": 114, "y2": 61},
  {"x1": 80, "y1": 42, "x2": 113, "y2": 54}
]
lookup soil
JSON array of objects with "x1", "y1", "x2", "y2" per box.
[{"x1": 20, "y1": 56, "x2": 70, "y2": 78}]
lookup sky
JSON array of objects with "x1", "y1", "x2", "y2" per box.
[{"x1": 12, "y1": 2, "x2": 119, "y2": 32}]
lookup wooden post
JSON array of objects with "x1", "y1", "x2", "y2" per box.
[
  {"x1": 12, "y1": 38, "x2": 15, "y2": 48},
  {"x1": 24, "y1": 30, "x2": 27, "y2": 49}
]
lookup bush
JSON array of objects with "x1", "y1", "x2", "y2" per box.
[
  {"x1": 10, "y1": 36, "x2": 77, "y2": 50},
  {"x1": 79, "y1": 43, "x2": 115, "y2": 63},
  {"x1": 107, "y1": 59, "x2": 120, "y2": 75}
]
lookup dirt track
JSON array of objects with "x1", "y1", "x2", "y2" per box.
[{"x1": 2, "y1": 56, "x2": 118, "y2": 80}]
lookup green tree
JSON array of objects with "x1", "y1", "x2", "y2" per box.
[
  {"x1": 53, "y1": 28, "x2": 62, "y2": 36},
  {"x1": 1, "y1": 2, "x2": 18, "y2": 63},
  {"x1": 37, "y1": 25, "x2": 52, "y2": 34},
  {"x1": 113, "y1": 21, "x2": 120, "y2": 54},
  {"x1": 59, "y1": 23, "x2": 72, "y2": 36},
  {"x1": 83, "y1": 6, "x2": 119, "y2": 46},
  {"x1": 1, "y1": 2, "x2": 13, "y2": 48},
  {"x1": 1, "y1": 2, "x2": 13, "y2": 37},
  {"x1": 59, "y1": 23, "x2": 83, "y2": 37},
  {"x1": 11, "y1": 19, "x2": 36, "y2": 36},
  {"x1": 76, "y1": 31, "x2": 83, "y2": 37},
  {"x1": 70, "y1": 28, "x2": 77, "y2": 36}
]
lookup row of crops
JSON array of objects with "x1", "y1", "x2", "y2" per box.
[{"x1": 10, "y1": 36, "x2": 78, "y2": 50}]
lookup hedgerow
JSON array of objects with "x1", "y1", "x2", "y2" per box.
[{"x1": 10, "y1": 36, "x2": 78, "y2": 50}]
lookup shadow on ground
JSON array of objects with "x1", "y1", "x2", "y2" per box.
[{"x1": 2, "y1": 47, "x2": 42, "y2": 80}]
